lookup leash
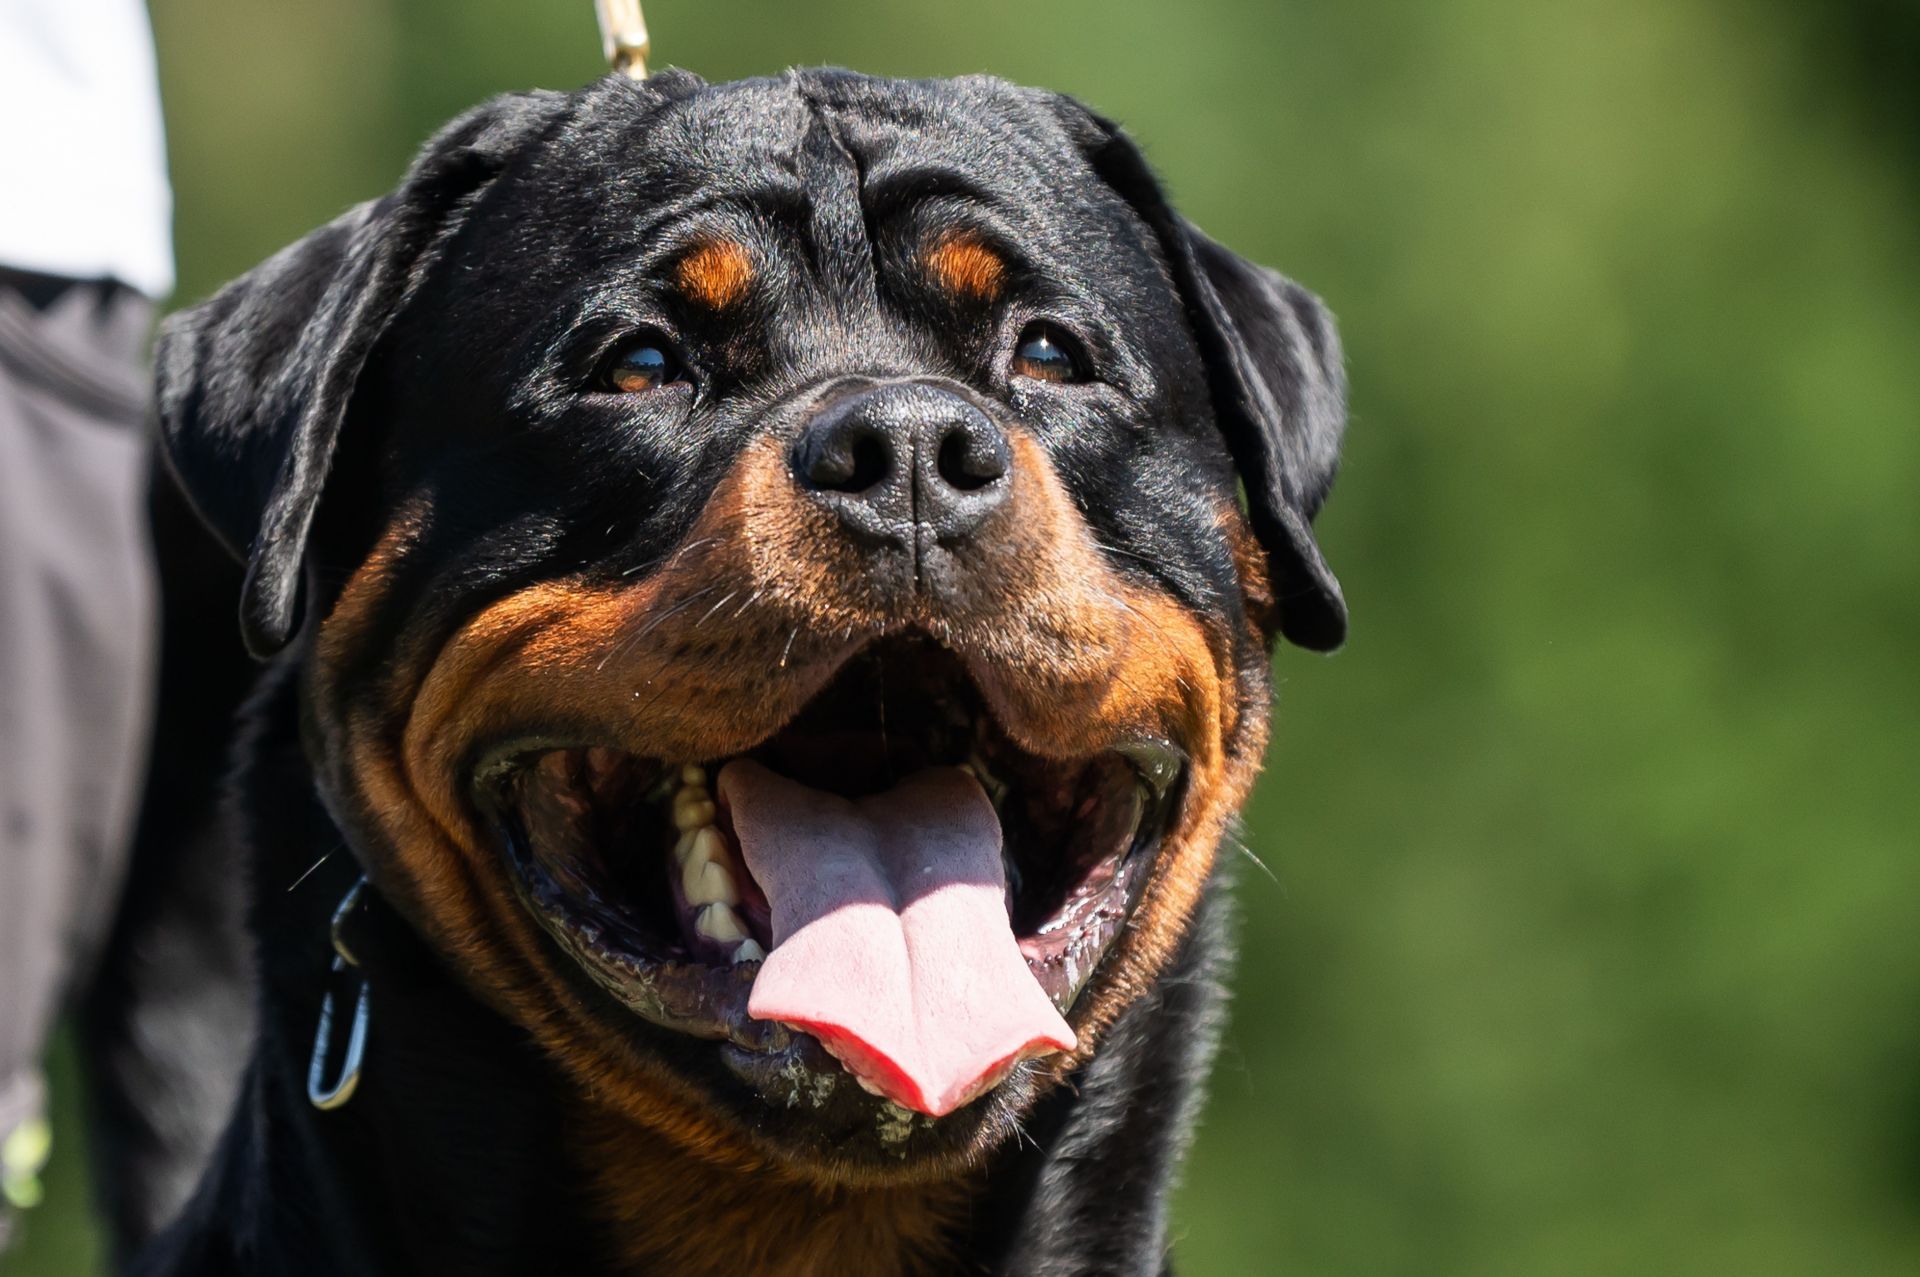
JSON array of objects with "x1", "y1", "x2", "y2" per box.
[{"x1": 595, "y1": 0, "x2": 651, "y2": 79}]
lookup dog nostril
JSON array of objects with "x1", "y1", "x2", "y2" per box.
[
  {"x1": 842, "y1": 435, "x2": 890, "y2": 492},
  {"x1": 807, "y1": 430, "x2": 892, "y2": 493},
  {"x1": 936, "y1": 426, "x2": 1009, "y2": 493}
]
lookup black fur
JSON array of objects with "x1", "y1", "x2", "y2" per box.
[
  {"x1": 132, "y1": 69, "x2": 1345, "y2": 1274},
  {"x1": 1048, "y1": 101, "x2": 1347, "y2": 650},
  {"x1": 76, "y1": 474, "x2": 254, "y2": 1264},
  {"x1": 153, "y1": 91, "x2": 573, "y2": 657}
]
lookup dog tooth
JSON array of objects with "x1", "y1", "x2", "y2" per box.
[
  {"x1": 690, "y1": 825, "x2": 727, "y2": 863},
  {"x1": 695, "y1": 903, "x2": 748, "y2": 943},
  {"x1": 731, "y1": 938, "x2": 766, "y2": 965},
  {"x1": 672, "y1": 789, "x2": 716, "y2": 831},
  {"x1": 680, "y1": 764, "x2": 707, "y2": 787},
  {"x1": 671, "y1": 829, "x2": 698, "y2": 864},
  {"x1": 683, "y1": 856, "x2": 741, "y2": 907}
]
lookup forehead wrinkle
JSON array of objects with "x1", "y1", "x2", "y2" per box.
[
  {"x1": 858, "y1": 165, "x2": 1012, "y2": 222},
  {"x1": 599, "y1": 188, "x2": 806, "y2": 271},
  {"x1": 794, "y1": 100, "x2": 879, "y2": 310}
]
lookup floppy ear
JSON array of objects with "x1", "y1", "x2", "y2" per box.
[
  {"x1": 154, "y1": 90, "x2": 570, "y2": 659},
  {"x1": 1048, "y1": 98, "x2": 1350, "y2": 651}
]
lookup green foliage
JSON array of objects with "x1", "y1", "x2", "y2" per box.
[{"x1": 9, "y1": 1, "x2": 1917, "y2": 1272}]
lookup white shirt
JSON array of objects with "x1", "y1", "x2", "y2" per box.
[{"x1": 0, "y1": 0, "x2": 173, "y2": 297}]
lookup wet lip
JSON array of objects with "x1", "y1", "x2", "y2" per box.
[{"x1": 473, "y1": 640, "x2": 1186, "y2": 1068}]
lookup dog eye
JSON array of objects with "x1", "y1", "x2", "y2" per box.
[
  {"x1": 1011, "y1": 323, "x2": 1083, "y2": 384},
  {"x1": 602, "y1": 338, "x2": 688, "y2": 394}
]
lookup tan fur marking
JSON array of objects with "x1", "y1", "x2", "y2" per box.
[
  {"x1": 309, "y1": 426, "x2": 1275, "y2": 1270},
  {"x1": 579, "y1": 1121, "x2": 973, "y2": 1277},
  {"x1": 677, "y1": 238, "x2": 754, "y2": 309},
  {"x1": 923, "y1": 231, "x2": 1005, "y2": 301},
  {"x1": 1219, "y1": 500, "x2": 1280, "y2": 636}
]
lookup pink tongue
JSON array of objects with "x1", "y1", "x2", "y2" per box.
[{"x1": 718, "y1": 759, "x2": 1075, "y2": 1117}]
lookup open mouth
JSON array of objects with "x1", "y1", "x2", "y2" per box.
[{"x1": 479, "y1": 638, "x2": 1184, "y2": 1117}]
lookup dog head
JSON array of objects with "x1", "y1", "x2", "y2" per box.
[{"x1": 157, "y1": 70, "x2": 1346, "y2": 1183}]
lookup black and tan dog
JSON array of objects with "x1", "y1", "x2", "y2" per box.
[{"x1": 136, "y1": 68, "x2": 1347, "y2": 1276}]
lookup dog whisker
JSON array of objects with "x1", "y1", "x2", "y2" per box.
[
  {"x1": 692, "y1": 588, "x2": 742, "y2": 631},
  {"x1": 595, "y1": 582, "x2": 726, "y2": 671},
  {"x1": 1223, "y1": 832, "x2": 1280, "y2": 888},
  {"x1": 1090, "y1": 540, "x2": 1223, "y2": 606},
  {"x1": 620, "y1": 534, "x2": 721, "y2": 579},
  {"x1": 728, "y1": 587, "x2": 765, "y2": 621},
  {"x1": 285, "y1": 846, "x2": 342, "y2": 893}
]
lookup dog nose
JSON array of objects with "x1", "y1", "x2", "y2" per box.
[{"x1": 793, "y1": 383, "x2": 1011, "y2": 545}]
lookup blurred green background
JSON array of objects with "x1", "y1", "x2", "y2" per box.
[{"x1": 8, "y1": 0, "x2": 1920, "y2": 1272}]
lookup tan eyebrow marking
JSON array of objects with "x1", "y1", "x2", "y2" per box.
[
  {"x1": 923, "y1": 231, "x2": 1006, "y2": 301},
  {"x1": 675, "y1": 239, "x2": 754, "y2": 310}
]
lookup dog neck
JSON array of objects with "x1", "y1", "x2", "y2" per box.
[
  {"x1": 289, "y1": 900, "x2": 974, "y2": 1276},
  {"x1": 147, "y1": 669, "x2": 1232, "y2": 1275}
]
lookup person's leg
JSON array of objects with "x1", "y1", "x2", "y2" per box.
[{"x1": 0, "y1": 269, "x2": 157, "y2": 1250}]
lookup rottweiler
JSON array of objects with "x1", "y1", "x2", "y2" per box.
[{"x1": 136, "y1": 68, "x2": 1348, "y2": 1276}]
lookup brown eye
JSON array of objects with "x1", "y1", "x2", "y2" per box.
[
  {"x1": 604, "y1": 339, "x2": 686, "y2": 393},
  {"x1": 1011, "y1": 323, "x2": 1082, "y2": 383}
]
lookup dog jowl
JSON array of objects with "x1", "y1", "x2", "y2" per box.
[{"x1": 153, "y1": 69, "x2": 1347, "y2": 1274}]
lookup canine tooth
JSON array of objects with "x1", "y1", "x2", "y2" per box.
[
  {"x1": 688, "y1": 825, "x2": 725, "y2": 866},
  {"x1": 732, "y1": 938, "x2": 766, "y2": 965},
  {"x1": 672, "y1": 829, "x2": 698, "y2": 864},
  {"x1": 672, "y1": 789, "x2": 716, "y2": 831},
  {"x1": 680, "y1": 764, "x2": 707, "y2": 787},
  {"x1": 683, "y1": 856, "x2": 740, "y2": 907},
  {"x1": 695, "y1": 903, "x2": 748, "y2": 943}
]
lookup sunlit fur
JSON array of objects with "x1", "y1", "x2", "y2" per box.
[
  {"x1": 675, "y1": 238, "x2": 754, "y2": 311},
  {"x1": 308, "y1": 433, "x2": 1276, "y2": 1270}
]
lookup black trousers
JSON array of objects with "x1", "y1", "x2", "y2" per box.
[{"x1": 0, "y1": 269, "x2": 157, "y2": 1244}]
